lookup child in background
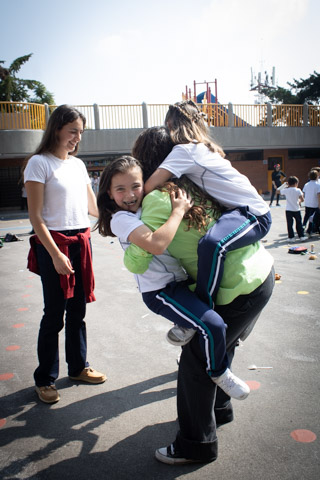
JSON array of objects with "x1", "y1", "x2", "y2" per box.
[
  {"x1": 277, "y1": 176, "x2": 307, "y2": 242},
  {"x1": 96, "y1": 156, "x2": 250, "y2": 401},
  {"x1": 302, "y1": 170, "x2": 320, "y2": 236},
  {"x1": 144, "y1": 100, "x2": 271, "y2": 309}
]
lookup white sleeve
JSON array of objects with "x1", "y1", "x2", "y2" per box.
[
  {"x1": 159, "y1": 145, "x2": 193, "y2": 178},
  {"x1": 24, "y1": 155, "x2": 47, "y2": 184},
  {"x1": 111, "y1": 211, "x2": 144, "y2": 241},
  {"x1": 78, "y1": 158, "x2": 91, "y2": 184}
]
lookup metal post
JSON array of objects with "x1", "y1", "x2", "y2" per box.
[
  {"x1": 93, "y1": 104, "x2": 100, "y2": 130},
  {"x1": 267, "y1": 103, "x2": 272, "y2": 127},
  {"x1": 303, "y1": 103, "x2": 309, "y2": 126},
  {"x1": 44, "y1": 104, "x2": 50, "y2": 127},
  {"x1": 228, "y1": 103, "x2": 234, "y2": 127},
  {"x1": 142, "y1": 102, "x2": 148, "y2": 129}
]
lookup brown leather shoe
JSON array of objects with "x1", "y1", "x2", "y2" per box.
[
  {"x1": 35, "y1": 385, "x2": 60, "y2": 404},
  {"x1": 69, "y1": 367, "x2": 107, "y2": 384}
]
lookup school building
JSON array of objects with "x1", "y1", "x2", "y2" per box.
[{"x1": 0, "y1": 102, "x2": 319, "y2": 209}]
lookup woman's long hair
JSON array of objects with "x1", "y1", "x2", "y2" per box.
[
  {"x1": 22, "y1": 105, "x2": 86, "y2": 178},
  {"x1": 95, "y1": 156, "x2": 143, "y2": 237},
  {"x1": 132, "y1": 126, "x2": 174, "y2": 182},
  {"x1": 34, "y1": 104, "x2": 86, "y2": 156},
  {"x1": 165, "y1": 100, "x2": 225, "y2": 157},
  {"x1": 161, "y1": 177, "x2": 225, "y2": 232}
]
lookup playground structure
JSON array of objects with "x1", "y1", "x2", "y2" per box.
[{"x1": 182, "y1": 79, "x2": 249, "y2": 127}]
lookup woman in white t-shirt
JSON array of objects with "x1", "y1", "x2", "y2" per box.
[{"x1": 24, "y1": 105, "x2": 106, "y2": 404}]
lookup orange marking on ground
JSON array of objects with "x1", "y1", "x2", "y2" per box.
[
  {"x1": 17, "y1": 307, "x2": 29, "y2": 312},
  {"x1": 12, "y1": 323, "x2": 25, "y2": 328},
  {"x1": 6, "y1": 345, "x2": 20, "y2": 351},
  {"x1": 297, "y1": 291, "x2": 309, "y2": 295},
  {"x1": 0, "y1": 418, "x2": 6, "y2": 428},
  {"x1": 0, "y1": 373, "x2": 14, "y2": 381},
  {"x1": 25, "y1": 285, "x2": 33, "y2": 288},
  {"x1": 22, "y1": 294, "x2": 31, "y2": 298},
  {"x1": 28, "y1": 275, "x2": 35, "y2": 279},
  {"x1": 245, "y1": 380, "x2": 261, "y2": 390},
  {"x1": 290, "y1": 429, "x2": 317, "y2": 443}
]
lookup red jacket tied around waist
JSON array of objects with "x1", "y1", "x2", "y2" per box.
[{"x1": 27, "y1": 228, "x2": 96, "y2": 303}]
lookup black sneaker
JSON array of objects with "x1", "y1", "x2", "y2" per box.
[{"x1": 155, "y1": 443, "x2": 196, "y2": 465}]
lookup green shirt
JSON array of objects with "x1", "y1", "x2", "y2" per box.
[{"x1": 124, "y1": 190, "x2": 273, "y2": 305}]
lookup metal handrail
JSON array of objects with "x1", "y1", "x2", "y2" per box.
[
  {"x1": 1, "y1": 101, "x2": 319, "y2": 130},
  {"x1": 0, "y1": 101, "x2": 46, "y2": 130}
]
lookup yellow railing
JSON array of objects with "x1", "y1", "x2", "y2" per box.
[
  {"x1": 272, "y1": 104, "x2": 304, "y2": 126},
  {"x1": 1, "y1": 102, "x2": 319, "y2": 130},
  {"x1": 309, "y1": 105, "x2": 320, "y2": 126},
  {"x1": 0, "y1": 102, "x2": 46, "y2": 129}
]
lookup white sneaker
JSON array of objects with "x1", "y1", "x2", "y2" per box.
[
  {"x1": 288, "y1": 238, "x2": 295, "y2": 243},
  {"x1": 212, "y1": 368, "x2": 250, "y2": 400},
  {"x1": 166, "y1": 326, "x2": 196, "y2": 347},
  {"x1": 299, "y1": 236, "x2": 308, "y2": 242}
]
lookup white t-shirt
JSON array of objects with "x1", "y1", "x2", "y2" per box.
[
  {"x1": 24, "y1": 153, "x2": 91, "y2": 230},
  {"x1": 160, "y1": 143, "x2": 269, "y2": 216},
  {"x1": 111, "y1": 208, "x2": 187, "y2": 293},
  {"x1": 302, "y1": 180, "x2": 320, "y2": 208},
  {"x1": 281, "y1": 187, "x2": 303, "y2": 212}
]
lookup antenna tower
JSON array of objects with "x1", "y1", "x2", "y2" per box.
[{"x1": 250, "y1": 66, "x2": 276, "y2": 104}]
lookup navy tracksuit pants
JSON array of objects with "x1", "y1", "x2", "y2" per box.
[
  {"x1": 196, "y1": 207, "x2": 272, "y2": 307},
  {"x1": 142, "y1": 281, "x2": 229, "y2": 378}
]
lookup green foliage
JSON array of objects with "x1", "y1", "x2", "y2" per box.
[
  {"x1": 0, "y1": 54, "x2": 55, "y2": 104},
  {"x1": 261, "y1": 71, "x2": 320, "y2": 104}
]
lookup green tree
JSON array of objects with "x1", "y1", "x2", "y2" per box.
[
  {"x1": 261, "y1": 71, "x2": 320, "y2": 105},
  {"x1": 0, "y1": 54, "x2": 54, "y2": 104}
]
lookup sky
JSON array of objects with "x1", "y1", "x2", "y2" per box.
[{"x1": 1, "y1": 0, "x2": 319, "y2": 107}]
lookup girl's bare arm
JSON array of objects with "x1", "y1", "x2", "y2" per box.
[
  {"x1": 128, "y1": 189, "x2": 193, "y2": 255},
  {"x1": 25, "y1": 181, "x2": 75, "y2": 275},
  {"x1": 144, "y1": 168, "x2": 172, "y2": 194}
]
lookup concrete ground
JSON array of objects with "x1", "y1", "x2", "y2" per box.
[{"x1": 0, "y1": 203, "x2": 319, "y2": 480}]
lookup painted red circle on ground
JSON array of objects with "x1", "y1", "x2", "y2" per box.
[
  {"x1": 245, "y1": 380, "x2": 261, "y2": 390},
  {"x1": 12, "y1": 323, "x2": 25, "y2": 328},
  {"x1": 17, "y1": 307, "x2": 28, "y2": 311},
  {"x1": 290, "y1": 429, "x2": 317, "y2": 443},
  {"x1": 0, "y1": 419, "x2": 6, "y2": 428},
  {"x1": 0, "y1": 373, "x2": 14, "y2": 381},
  {"x1": 6, "y1": 345, "x2": 20, "y2": 351}
]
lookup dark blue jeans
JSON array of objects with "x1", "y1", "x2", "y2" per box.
[{"x1": 34, "y1": 240, "x2": 89, "y2": 387}]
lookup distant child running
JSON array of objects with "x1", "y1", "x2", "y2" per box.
[
  {"x1": 144, "y1": 100, "x2": 272, "y2": 309},
  {"x1": 277, "y1": 176, "x2": 307, "y2": 242},
  {"x1": 96, "y1": 156, "x2": 250, "y2": 401}
]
